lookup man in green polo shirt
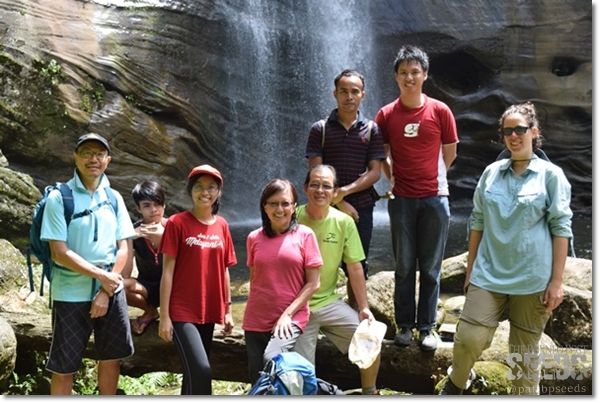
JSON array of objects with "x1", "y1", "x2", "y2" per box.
[{"x1": 295, "y1": 164, "x2": 380, "y2": 395}]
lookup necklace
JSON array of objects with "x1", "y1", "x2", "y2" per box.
[{"x1": 143, "y1": 238, "x2": 160, "y2": 266}]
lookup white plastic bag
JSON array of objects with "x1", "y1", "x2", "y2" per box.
[{"x1": 348, "y1": 319, "x2": 387, "y2": 369}]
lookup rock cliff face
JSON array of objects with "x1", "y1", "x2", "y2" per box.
[{"x1": 0, "y1": 0, "x2": 591, "y2": 224}]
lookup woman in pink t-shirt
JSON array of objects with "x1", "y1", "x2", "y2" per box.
[
  {"x1": 242, "y1": 179, "x2": 322, "y2": 385},
  {"x1": 158, "y1": 164, "x2": 237, "y2": 395}
]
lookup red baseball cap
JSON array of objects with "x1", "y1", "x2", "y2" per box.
[{"x1": 187, "y1": 164, "x2": 223, "y2": 185}]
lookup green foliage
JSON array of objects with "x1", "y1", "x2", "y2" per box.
[
  {"x1": 118, "y1": 372, "x2": 182, "y2": 395},
  {"x1": 212, "y1": 380, "x2": 249, "y2": 395},
  {"x1": 72, "y1": 359, "x2": 98, "y2": 395},
  {"x1": 78, "y1": 81, "x2": 106, "y2": 113},
  {"x1": 32, "y1": 59, "x2": 63, "y2": 86},
  {"x1": 0, "y1": 52, "x2": 23, "y2": 76},
  {"x1": 6, "y1": 371, "x2": 40, "y2": 395},
  {"x1": 4, "y1": 352, "x2": 50, "y2": 395},
  {"x1": 0, "y1": 54, "x2": 81, "y2": 146}
]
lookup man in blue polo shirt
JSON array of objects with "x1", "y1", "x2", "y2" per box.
[
  {"x1": 305, "y1": 69, "x2": 385, "y2": 306},
  {"x1": 41, "y1": 133, "x2": 136, "y2": 395}
]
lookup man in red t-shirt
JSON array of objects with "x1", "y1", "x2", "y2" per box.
[{"x1": 375, "y1": 45, "x2": 458, "y2": 352}]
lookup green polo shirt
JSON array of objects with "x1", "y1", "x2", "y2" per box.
[{"x1": 297, "y1": 204, "x2": 365, "y2": 310}]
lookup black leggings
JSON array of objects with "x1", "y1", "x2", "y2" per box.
[{"x1": 172, "y1": 322, "x2": 215, "y2": 395}]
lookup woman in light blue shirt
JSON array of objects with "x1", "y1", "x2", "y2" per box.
[{"x1": 442, "y1": 102, "x2": 573, "y2": 395}]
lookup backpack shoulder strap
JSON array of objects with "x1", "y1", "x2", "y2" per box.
[
  {"x1": 319, "y1": 119, "x2": 326, "y2": 148},
  {"x1": 58, "y1": 182, "x2": 74, "y2": 227},
  {"x1": 70, "y1": 187, "x2": 119, "y2": 223},
  {"x1": 104, "y1": 187, "x2": 119, "y2": 216},
  {"x1": 366, "y1": 120, "x2": 373, "y2": 142}
]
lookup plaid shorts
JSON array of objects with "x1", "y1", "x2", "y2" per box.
[{"x1": 46, "y1": 289, "x2": 134, "y2": 374}]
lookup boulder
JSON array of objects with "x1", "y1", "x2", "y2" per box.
[
  {"x1": 434, "y1": 361, "x2": 512, "y2": 395},
  {"x1": 0, "y1": 316, "x2": 17, "y2": 387},
  {"x1": 0, "y1": 238, "x2": 30, "y2": 293},
  {"x1": 0, "y1": 0, "x2": 591, "y2": 232},
  {"x1": 0, "y1": 251, "x2": 592, "y2": 394},
  {"x1": 433, "y1": 348, "x2": 593, "y2": 396},
  {"x1": 440, "y1": 255, "x2": 592, "y2": 348},
  {"x1": 0, "y1": 150, "x2": 7, "y2": 168},
  {"x1": 544, "y1": 284, "x2": 592, "y2": 348},
  {"x1": 441, "y1": 295, "x2": 465, "y2": 324},
  {"x1": 0, "y1": 170, "x2": 40, "y2": 250},
  {"x1": 440, "y1": 252, "x2": 469, "y2": 294},
  {"x1": 364, "y1": 271, "x2": 396, "y2": 339}
]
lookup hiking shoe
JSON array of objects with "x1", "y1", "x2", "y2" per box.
[
  {"x1": 419, "y1": 330, "x2": 438, "y2": 351},
  {"x1": 394, "y1": 328, "x2": 413, "y2": 346},
  {"x1": 439, "y1": 378, "x2": 463, "y2": 395}
]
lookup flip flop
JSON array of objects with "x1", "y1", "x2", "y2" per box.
[{"x1": 132, "y1": 315, "x2": 158, "y2": 335}]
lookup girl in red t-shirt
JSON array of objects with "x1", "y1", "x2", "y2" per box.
[{"x1": 158, "y1": 164, "x2": 237, "y2": 395}]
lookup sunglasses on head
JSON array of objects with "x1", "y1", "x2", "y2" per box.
[{"x1": 501, "y1": 125, "x2": 530, "y2": 136}]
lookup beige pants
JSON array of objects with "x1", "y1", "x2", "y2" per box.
[{"x1": 450, "y1": 284, "x2": 551, "y2": 395}]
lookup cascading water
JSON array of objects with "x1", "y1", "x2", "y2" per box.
[{"x1": 222, "y1": 0, "x2": 383, "y2": 225}]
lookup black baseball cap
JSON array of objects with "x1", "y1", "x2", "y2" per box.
[{"x1": 75, "y1": 133, "x2": 110, "y2": 154}]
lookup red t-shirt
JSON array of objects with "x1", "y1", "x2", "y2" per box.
[
  {"x1": 160, "y1": 211, "x2": 237, "y2": 324},
  {"x1": 242, "y1": 225, "x2": 322, "y2": 332},
  {"x1": 375, "y1": 95, "x2": 459, "y2": 197}
]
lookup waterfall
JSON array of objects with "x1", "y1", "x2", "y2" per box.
[{"x1": 222, "y1": 0, "x2": 381, "y2": 224}]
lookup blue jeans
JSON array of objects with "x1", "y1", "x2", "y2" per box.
[
  {"x1": 341, "y1": 205, "x2": 374, "y2": 279},
  {"x1": 388, "y1": 196, "x2": 450, "y2": 332}
]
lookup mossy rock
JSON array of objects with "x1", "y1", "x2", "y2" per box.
[
  {"x1": 0, "y1": 239, "x2": 28, "y2": 292},
  {"x1": 435, "y1": 361, "x2": 512, "y2": 395}
]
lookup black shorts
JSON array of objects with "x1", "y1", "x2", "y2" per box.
[
  {"x1": 46, "y1": 289, "x2": 134, "y2": 374},
  {"x1": 137, "y1": 278, "x2": 161, "y2": 308}
]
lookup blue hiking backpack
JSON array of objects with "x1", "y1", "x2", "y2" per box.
[
  {"x1": 26, "y1": 182, "x2": 118, "y2": 296},
  {"x1": 248, "y1": 352, "x2": 318, "y2": 395}
]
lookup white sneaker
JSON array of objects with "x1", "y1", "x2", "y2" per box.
[{"x1": 419, "y1": 330, "x2": 438, "y2": 351}]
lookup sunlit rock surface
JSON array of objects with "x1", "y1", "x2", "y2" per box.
[{"x1": 0, "y1": 0, "x2": 591, "y2": 224}]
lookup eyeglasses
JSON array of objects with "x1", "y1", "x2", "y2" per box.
[
  {"x1": 501, "y1": 125, "x2": 530, "y2": 136},
  {"x1": 265, "y1": 201, "x2": 294, "y2": 209},
  {"x1": 308, "y1": 183, "x2": 334, "y2": 191},
  {"x1": 192, "y1": 184, "x2": 219, "y2": 193},
  {"x1": 78, "y1": 150, "x2": 108, "y2": 160}
]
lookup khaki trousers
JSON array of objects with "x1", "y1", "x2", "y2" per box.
[{"x1": 450, "y1": 284, "x2": 551, "y2": 395}]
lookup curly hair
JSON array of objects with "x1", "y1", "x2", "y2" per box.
[{"x1": 498, "y1": 101, "x2": 543, "y2": 149}]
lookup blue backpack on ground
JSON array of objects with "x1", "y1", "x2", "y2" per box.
[
  {"x1": 26, "y1": 182, "x2": 118, "y2": 296},
  {"x1": 248, "y1": 352, "x2": 318, "y2": 395}
]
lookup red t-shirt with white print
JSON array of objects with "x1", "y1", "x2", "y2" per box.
[{"x1": 160, "y1": 211, "x2": 237, "y2": 324}]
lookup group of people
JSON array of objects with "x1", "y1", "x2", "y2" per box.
[{"x1": 39, "y1": 45, "x2": 572, "y2": 396}]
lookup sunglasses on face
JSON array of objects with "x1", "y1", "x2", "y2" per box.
[{"x1": 501, "y1": 125, "x2": 530, "y2": 136}]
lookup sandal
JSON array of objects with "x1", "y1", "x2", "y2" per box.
[{"x1": 132, "y1": 315, "x2": 158, "y2": 335}]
